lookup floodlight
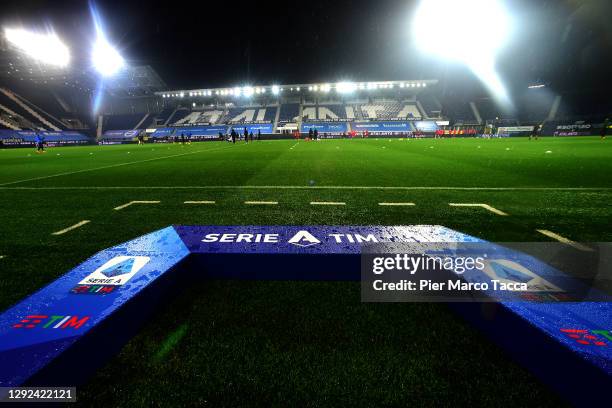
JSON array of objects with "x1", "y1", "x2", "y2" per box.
[
  {"x1": 272, "y1": 85, "x2": 280, "y2": 95},
  {"x1": 336, "y1": 82, "x2": 357, "y2": 94},
  {"x1": 296, "y1": 87, "x2": 300, "y2": 91},
  {"x1": 92, "y1": 36, "x2": 124, "y2": 77},
  {"x1": 4, "y1": 28, "x2": 70, "y2": 68},
  {"x1": 243, "y1": 86, "x2": 254, "y2": 97},
  {"x1": 413, "y1": 0, "x2": 512, "y2": 105}
]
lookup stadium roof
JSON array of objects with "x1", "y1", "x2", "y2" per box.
[{"x1": 156, "y1": 79, "x2": 438, "y2": 99}]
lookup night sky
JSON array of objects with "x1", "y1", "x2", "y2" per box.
[{"x1": 2, "y1": 0, "x2": 612, "y2": 93}]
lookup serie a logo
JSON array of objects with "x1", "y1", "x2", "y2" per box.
[{"x1": 12, "y1": 315, "x2": 90, "y2": 330}]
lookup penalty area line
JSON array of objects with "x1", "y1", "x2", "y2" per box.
[
  {"x1": 184, "y1": 200, "x2": 216, "y2": 204},
  {"x1": 536, "y1": 229, "x2": 593, "y2": 252},
  {"x1": 378, "y1": 202, "x2": 415, "y2": 206},
  {"x1": 449, "y1": 203, "x2": 508, "y2": 216},
  {"x1": 51, "y1": 220, "x2": 90, "y2": 236},
  {"x1": 310, "y1": 201, "x2": 346, "y2": 206},
  {"x1": 114, "y1": 201, "x2": 161, "y2": 211},
  {"x1": 244, "y1": 201, "x2": 278, "y2": 205}
]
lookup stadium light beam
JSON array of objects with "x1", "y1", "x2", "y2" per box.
[
  {"x1": 90, "y1": 2, "x2": 125, "y2": 77},
  {"x1": 4, "y1": 27, "x2": 70, "y2": 68},
  {"x1": 271, "y1": 85, "x2": 280, "y2": 95},
  {"x1": 412, "y1": 0, "x2": 512, "y2": 107},
  {"x1": 91, "y1": 36, "x2": 125, "y2": 77}
]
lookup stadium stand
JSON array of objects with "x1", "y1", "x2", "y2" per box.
[
  {"x1": 356, "y1": 102, "x2": 421, "y2": 120},
  {"x1": 556, "y1": 92, "x2": 612, "y2": 122},
  {"x1": 299, "y1": 103, "x2": 421, "y2": 121},
  {"x1": 7, "y1": 84, "x2": 70, "y2": 130},
  {"x1": 145, "y1": 107, "x2": 175, "y2": 127},
  {"x1": 302, "y1": 104, "x2": 347, "y2": 121},
  {"x1": 419, "y1": 94, "x2": 442, "y2": 118},
  {"x1": 0, "y1": 88, "x2": 49, "y2": 130},
  {"x1": 222, "y1": 106, "x2": 277, "y2": 124},
  {"x1": 166, "y1": 108, "x2": 191, "y2": 125},
  {"x1": 0, "y1": 88, "x2": 61, "y2": 130},
  {"x1": 103, "y1": 113, "x2": 147, "y2": 132},
  {"x1": 475, "y1": 98, "x2": 506, "y2": 122},
  {"x1": 442, "y1": 98, "x2": 477, "y2": 123},
  {"x1": 93, "y1": 80, "x2": 612, "y2": 137},
  {"x1": 277, "y1": 103, "x2": 300, "y2": 123},
  {"x1": 174, "y1": 108, "x2": 226, "y2": 125}
]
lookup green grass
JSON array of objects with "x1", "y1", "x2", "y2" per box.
[{"x1": 1, "y1": 136, "x2": 610, "y2": 406}]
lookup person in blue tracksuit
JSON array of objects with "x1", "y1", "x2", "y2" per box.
[{"x1": 35, "y1": 133, "x2": 45, "y2": 153}]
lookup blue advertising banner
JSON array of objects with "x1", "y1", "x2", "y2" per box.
[
  {"x1": 0, "y1": 130, "x2": 89, "y2": 142},
  {"x1": 150, "y1": 126, "x2": 229, "y2": 139},
  {"x1": 0, "y1": 224, "x2": 609, "y2": 405},
  {"x1": 149, "y1": 127, "x2": 175, "y2": 138},
  {"x1": 300, "y1": 123, "x2": 348, "y2": 133},
  {"x1": 102, "y1": 129, "x2": 140, "y2": 139},
  {"x1": 226, "y1": 124, "x2": 273, "y2": 135},
  {"x1": 351, "y1": 122, "x2": 413, "y2": 132}
]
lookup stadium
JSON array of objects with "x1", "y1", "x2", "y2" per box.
[{"x1": 0, "y1": 0, "x2": 610, "y2": 406}]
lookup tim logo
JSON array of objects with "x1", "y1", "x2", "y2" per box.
[
  {"x1": 77, "y1": 256, "x2": 150, "y2": 287},
  {"x1": 560, "y1": 328, "x2": 611, "y2": 346},
  {"x1": 71, "y1": 285, "x2": 116, "y2": 295},
  {"x1": 13, "y1": 315, "x2": 90, "y2": 330},
  {"x1": 288, "y1": 230, "x2": 321, "y2": 247}
]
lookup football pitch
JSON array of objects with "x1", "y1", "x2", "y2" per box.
[{"x1": 1, "y1": 136, "x2": 611, "y2": 406}]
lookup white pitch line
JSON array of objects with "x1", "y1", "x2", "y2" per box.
[
  {"x1": 51, "y1": 220, "x2": 90, "y2": 236},
  {"x1": 2, "y1": 185, "x2": 610, "y2": 191},
  {"x1": 449, "y1": 203, "x2": 508, "y2": 216},
  {"x1": 114, "y1": 200, "x2": 160, "y2": 211},
  {"x1": 244, "y1": 201, "x2": 278, "y2": 205},
  {"x1": 184, "y1": 200, "x2": 216, "y2": 204},
  {"x1": 0, "y1": 144, "x2": 242, "y2": 187},
  {"x1": 378, "y1": 202, "x2": 416, "y2": 206},
  {"x1": 536, "y1": 229, "x2": 593, "y2": 252},
  {"x1": 310, "y1": 201, "x2": 346, "y2": 206}
]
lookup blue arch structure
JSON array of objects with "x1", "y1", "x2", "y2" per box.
[{"x1": 0, "y1": 225, "x2": 610, "y2": 404}]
